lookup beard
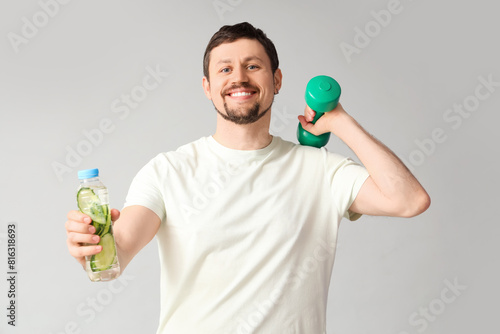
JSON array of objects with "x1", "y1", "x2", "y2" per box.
[{"x1": 215, "y1": 100, "x2": 272, "y2": 125}]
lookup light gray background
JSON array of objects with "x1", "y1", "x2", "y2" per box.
[{"x1": 1, "y1": 0, "x2": 498, "y2": 333}]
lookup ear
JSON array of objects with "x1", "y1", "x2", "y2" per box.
[
  {"x1": 202, "y1": 76, "x2": 212, "y2": 100},
  {"x1": 273, "y1": 68, "x2": 283, "y2": 94}
]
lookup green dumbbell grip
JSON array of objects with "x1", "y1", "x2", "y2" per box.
[{"x1": 297, "y1": 75, "x2": 341, "y2": 148}]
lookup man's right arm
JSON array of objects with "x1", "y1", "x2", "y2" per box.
[{"x1": 65, "y1": 205, "x2": 161, "y2": 274}]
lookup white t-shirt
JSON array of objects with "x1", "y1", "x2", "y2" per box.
[{"x1": 124, "y1": 135, "x2": 369, "y2": 334}]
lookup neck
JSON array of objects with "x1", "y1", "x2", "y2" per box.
[{"x1": 213, "y1": 113, "x2": 273, "y2": 150}]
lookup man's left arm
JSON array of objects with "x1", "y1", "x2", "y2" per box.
[{"x1": 298, "y1": 103, "x2": 431, "y2": 218}]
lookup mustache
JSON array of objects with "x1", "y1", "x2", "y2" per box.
[{"x1": 222, "y1": 82, "x2": 258, "y2": 95}]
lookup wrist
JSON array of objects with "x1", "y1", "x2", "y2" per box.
[{"x1": 327, "y1": 110, "x2": 357, "y2": 137}]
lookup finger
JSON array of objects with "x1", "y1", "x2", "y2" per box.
[
  {"x1": 304, "y1": 106, "x2": 316, "y2": 122},
  {"x1": 110, "y1": 208, "x2": 120, "y2": 222},
  {"x1": 65, "y1": 220, "x2": 96, "y2": 235},
  {"x1": 67, "y1": 232, "x2": 100, "y2": 245},
  {"x1": 67, "y1": 210, "x2": 92, "y2": 224},
  {"x1": 299, "y1": 114, "x2": 328, "y2": 136},
  {"x1": 67, "y1": 241, "x2": 102, "y2": 258},
  {"x1": 298, "y1": 115, "x2": 318, "y2": 135},
  {"x1": 298, "y1": 115, "x2": 307, "y2": 127}
]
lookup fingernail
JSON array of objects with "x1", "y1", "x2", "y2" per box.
[
  {"x1": 96, "y1": 246, "x2": 102, "y2": 252},
  {"x1": 89, "y1": 226, "x2": 95, "y2": 234},
  {"x1": 92, "y1": 236, "x2": 99, "y2": 242},
  {"x1": 84, "y1": 217, "x2": 91, "y2": 224}
]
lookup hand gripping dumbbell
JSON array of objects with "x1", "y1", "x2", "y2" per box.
[{"x1": 297, "y1": 75, "x2": 341, "y2": 148}]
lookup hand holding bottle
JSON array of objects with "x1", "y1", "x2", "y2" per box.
[{"x1": 65, "y1": 208, "x2": 120, "y2": 268}]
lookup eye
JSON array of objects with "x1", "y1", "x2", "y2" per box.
[
  {"x1": 248, "y1": 65, "x2": 259, "y2": 70},
  {"x1": 220, "y1": 67, "x2": 231, "y2": 73}
]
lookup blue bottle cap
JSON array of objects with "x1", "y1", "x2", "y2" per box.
[{"x1": 78, "y1": 168, "x2": 99, "y2": 180}]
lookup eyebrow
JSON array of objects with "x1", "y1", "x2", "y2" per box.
[{"x1": 215, "y1": 56, "x2": 265, "y2": 67}]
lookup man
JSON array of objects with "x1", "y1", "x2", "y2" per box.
[{"x1": 66, "y1": 22, "x2": 430, "y2": 333}]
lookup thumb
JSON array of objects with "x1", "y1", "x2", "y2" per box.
[{"x1": 110, "y1": 208, "x2": 121, "y2": 223}]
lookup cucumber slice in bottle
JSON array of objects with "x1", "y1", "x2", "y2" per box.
[
  {"x1": 101, "y1": 209, "x2": 112, "y2": 236},
  {"x1": 90, "y1": 233, "x2": 117, "y2": 272},
  {"x1": 77, "y1": 187, "x2": 109, "y2": 235}
]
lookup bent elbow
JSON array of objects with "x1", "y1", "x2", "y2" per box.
[{"x1": 401, "y1": 190, "x2": 431, "y2": 218}]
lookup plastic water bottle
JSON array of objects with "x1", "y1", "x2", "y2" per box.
[{"x1": 77, "y1": 168, "x2": 120, "y2": 282}]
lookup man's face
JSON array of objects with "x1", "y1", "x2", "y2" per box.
[{"x1": 202, "y1": 38, "x2": 282, "y2": 125}]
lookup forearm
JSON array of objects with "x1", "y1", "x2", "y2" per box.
[
  {"x1": 113, "y1": 206, "x2": 161, "y2": 275},
  {"x1": 328, "y1": 111, "x2": 430, "y2": 215},
  {"x1": 113, "y1": 232, "x2": 133, "y2": 275},
  {"x1": 113, "y1": 225, "x2": 148, "y2": 276}
]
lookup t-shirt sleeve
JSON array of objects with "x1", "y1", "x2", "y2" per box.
[
  {"x1": 322, "y1": 149, "x2": 370, "y2": 221},
  {"x1": 123, "y1": 156, "x2": 166, "y2": 223}
]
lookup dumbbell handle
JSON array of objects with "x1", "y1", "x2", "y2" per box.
[{"x1": 297, "y1": 75, "x2": 341, "y2": 148}]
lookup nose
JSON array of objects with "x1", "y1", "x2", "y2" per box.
[{"x1": 231, "y1": 65, "x2": 248, "y2": 84}]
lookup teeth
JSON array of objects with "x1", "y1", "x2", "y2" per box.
[{"x1": 230, "y1": 92, "x2": 252, "y2": 97}]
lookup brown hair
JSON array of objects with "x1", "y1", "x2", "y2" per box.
[{"x1": 203, "y1": 22, "x2": 279, "y2": 80}]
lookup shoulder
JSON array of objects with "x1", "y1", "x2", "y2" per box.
[
  {"x1": 141, "y1": 137, "x2": 210, "y2": 172},
  {"x1": 274, "y1": 136, "x2": 314, "y2": 157},
  {"x1": 275, "y1": 136, "x2": 347, "y2": 164}
]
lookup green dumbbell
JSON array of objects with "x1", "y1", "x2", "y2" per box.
[{"x1": 297, "y1": 75, "x2": 341, "y2": 148}]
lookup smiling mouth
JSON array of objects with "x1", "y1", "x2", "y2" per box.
[
  {"x1": 223, "y1": 84, "x2": 258, "y2": 99},
  {"x1": 228, "y1": 91, "x2": 255, "y2": 97}
]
